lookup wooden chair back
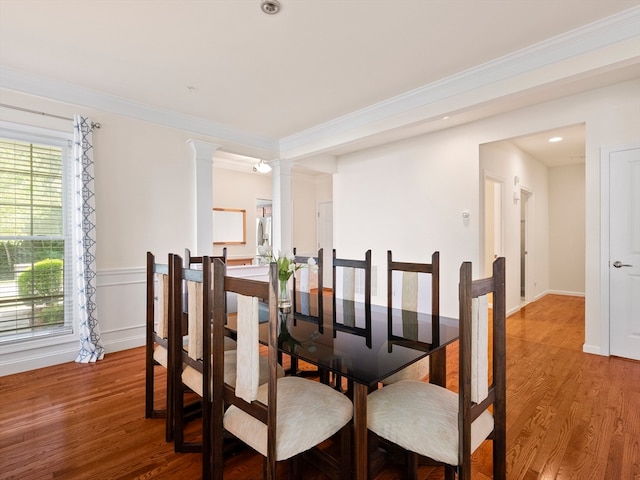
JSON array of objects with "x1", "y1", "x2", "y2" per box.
[
  {"x1": 458, "y1": 257, "x2": 506, "y2": 479},
  {"x1": 145, "y1": 251, "x2": 173, "y2": 440},
  {"x1": 292, "y1": 247, "x2": 323, "y2": 332},
  {"x1": 332, "y1": 249, "x2": 372, "y2": 346},
  {"x1": 185, "y1": 247, "x2": 226, "y2": 267},
  {"x1": 170, "y1": 254, "x2": 216, "y2": 474},
  {"x1": 211, "y1": 260, "x2": 278, "y2": 478},
  {"x1": 385, "y1": 250, "x2": 441, "y2": 384}
]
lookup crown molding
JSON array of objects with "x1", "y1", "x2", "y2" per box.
[
  {"x1": 1, "y1": 7, "x2": 638, "y2": 162},
  {"x1": 279, "y1": 6, "x2": 640, "y2": 159},
  {"x1": 0, "y1": 66, "x2": 280, "y2": 156}
]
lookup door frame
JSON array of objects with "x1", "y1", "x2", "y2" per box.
[
  {"x1": 599, "y1": 142, "x2": 640, "y2": 357},
  {"x1": 520, "y1": 187, "x2": 534, "y2": 304},
  {"x1": 481, "y1": 171, "x2": 505, "y2": 277}
]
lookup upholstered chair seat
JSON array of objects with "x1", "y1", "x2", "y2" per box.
[
  {"x1": 224, "y1": 376, "x2": 353, "y2": 461},
  {"x1": 368, "y1": 380, "x2": 494, "y2": 466}
]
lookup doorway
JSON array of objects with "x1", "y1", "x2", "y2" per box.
[
  {"x1": 483, "y1": 176, "x2": 503, "y2": 277},
  {"x1": 520, "y1": 189, "x2": 533, "y2": 304},
  {"x1": 317, "y1": 202, "x2": 333, "y2": 288}
]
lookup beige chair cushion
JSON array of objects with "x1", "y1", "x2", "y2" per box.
[
  {"x1": 381, "y1": 357, "x2": 429, "y2": 385},
  {"x1": 155, "y1": 334, "x2": 224, "y2": 368},
  {"x1": 224, "y1": 376, "x2": 353, "y2": 461},
  {"x1": 471, "y1": 295, "x2": 489, "y2": 403},
  {"x1": 154, "y1": 273, "x2": 169, "y2": 339},
  {"x1": 236, "y1": 294, "x2": 260, "y2": 402},
  {"x1": 152, "y1": 344, "x2": 168, "y2": 367},
  {"x1": 153, "y1": 334, "x2": 195, "y2": 367},
  {"x1": 367, "y1": 380, "x2": 494, "y2": 466},
  {"x1": 182, "y1": 350, "x2": 283, "y2": 398}
]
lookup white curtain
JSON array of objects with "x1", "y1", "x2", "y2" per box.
[{"x1": 73, "y1": 115, "x2": 105, "y2": 363}]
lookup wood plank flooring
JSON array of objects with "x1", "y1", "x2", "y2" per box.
[{"x1": 0, "y1": 294, "x2": 638, "y2": 479}]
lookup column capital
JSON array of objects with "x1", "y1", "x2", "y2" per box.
[
  {"x1": 187, "y1": 139, "x2": 221, "y2": 162},
  {"x1": 270, "y1": 158, "x2": 294, "y2": 175}
]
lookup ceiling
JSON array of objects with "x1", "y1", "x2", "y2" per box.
[{"x1": 0, "y1": 1, "x2": 638, "y2": 168}]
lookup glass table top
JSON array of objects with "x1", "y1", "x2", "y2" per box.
[{"x1": 265, "y1": 299, "x2": 459, "y2": 388}]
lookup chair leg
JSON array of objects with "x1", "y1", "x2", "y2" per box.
[
  {"x1": 166, "y1": 364, "x2": 174, "y2": 443},
  {"x1": 289, "y1": 455, "x2": 301, "y2": 480},
  {"x1": 444, "y1": 465, "x2": 456, "y2": 480},
  {"x1": 145, "y1": 354, "x2": 154, "y2": 418},
  {"x1": 459, "y1": 461, "x2": 471, "y2": 480},
  {"x1": 494, "y1": 436, "x2": 506, "y2": 480},
  {"x1": 407, "y1": 451, "x2": 419, "y2": 480},
  {"x1": 265, "y1": 458, "x2": 278, "y2": 480},
  {"x1": 340, "y1": 424, "x2": 352, "y2": 480}
]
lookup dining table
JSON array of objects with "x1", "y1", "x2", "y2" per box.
[
  {"x1": 190, "y1": 264, "x2": 459, "y2": 478},
  {"x1": 269, "y1": 296, "x2": 460, "y2": 480}
]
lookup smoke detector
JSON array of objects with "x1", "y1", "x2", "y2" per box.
[{"x1": 261, "y1": 0, "x2": 280, "y2": 15}]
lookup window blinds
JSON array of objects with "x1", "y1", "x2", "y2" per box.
[{"x1": 0, "y1": 137, "x2": 70, "y2": 341}]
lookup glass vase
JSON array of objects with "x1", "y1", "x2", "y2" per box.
[{"x1": 278, "y1": 277, "x2": 291, "y2": 313}]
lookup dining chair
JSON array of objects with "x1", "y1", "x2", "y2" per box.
[
  {"x1": 145, "y1": 251, "x2": 174, "y2": 441},
  {"x1": 292, "y1": 247, "x2": 323, "y2": 332},
  {"x1": 332, "y1": 249, "x2": 372, "y2": 345},
  {"x1": 382, "y1": 250, "x2": 439, "y2": 385},
  {"x1": 367, "y1": 257, "x2": 506, "y2": 480},
  {"x1": 171, "y1": 255, "x2": 281, "y2": 463},
  {"x1": 185, "y1": 246, "x2": 227, "y2": 267},
  {"x1": 289, "y1": 248, "x2": 329, "y2": 380},
  {"x1": 212, "y1": 260, "x2": 354, "y2": 480},
  {"x1": 185, "y1": 247, "x2": 232, "y2": 344}
]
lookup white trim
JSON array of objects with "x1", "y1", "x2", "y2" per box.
[
  {"x1": 1, "y1": 8, "x2": 637, "y2": 160},
  {"x1": 598, "y1": 142, "x2": 640, "y2": 358},
  {"x1": 0, "y1": 68, "x2": 279, "y2": 156},
  {"x1": 582, "y1": 344, "x2": 602, "y2": 356},
  {"x1": 96, "y1": 267, "x2": 145, "y2": 287},
  {"x1": 547, "y1": 290, "x2": 586, "y2": 297},
  {"x1": 600, "y1": 146, "x2": 612, "y2": 357},
  {"x1": 279, "y1": 7, "x2": 640, "y2": 157},
  {"x1": 0, "y1": 120, "x2": 73, "y2": 144},
  {"x1": 0, "y1": 267, "x2": 146, "y2": 375}
]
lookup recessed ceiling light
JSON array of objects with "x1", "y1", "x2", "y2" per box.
[
  {"x1": 261, "y1": 0, "x2": 280, "y2": 14},
  {"x1": 442, "y1": 116, "x2": 450, "y2": 120},
  {"x1": 549, "y1": 136, "x2": 563, "y2": 142}
]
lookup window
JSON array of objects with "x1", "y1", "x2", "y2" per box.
[{"x1": 0, "y1": 124, "x2": 73, "y2": 343}]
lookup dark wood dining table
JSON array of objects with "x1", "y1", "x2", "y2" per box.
[{"x1": 273, "y1": 297, "x2": 460, "y2": 480}]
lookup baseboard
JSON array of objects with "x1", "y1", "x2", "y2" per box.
[
  {"x1": 583, "y1": 344, "x2": 603, "y2": 356},
  {"x1": 0, "y1": 325, "x2": 145, "y2": 376},
  {"x1": 546, "y1": 289, "x2": 586, "y2": 297}
]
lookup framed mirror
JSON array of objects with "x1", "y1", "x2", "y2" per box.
[{"x1": 213, "y1": 208, "x2": 246, "y2": 245}]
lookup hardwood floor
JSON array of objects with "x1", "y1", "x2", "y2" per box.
[{"x1": 0, "y1": 294, "x2": 638, "y2": 479}]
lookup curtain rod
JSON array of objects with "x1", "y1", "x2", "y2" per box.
[{"x1": 0, "y1": 103, "x2": 102, "y2": 129}]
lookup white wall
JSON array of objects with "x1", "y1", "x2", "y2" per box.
[
  {"x1": 333, "y1": 80, "x2": 640, "y2": 356},
  {"x1": 549, "y1": 164, "x2": 586, "y2": 295},
  {"x1": 0, "y1": 89, "x2": 225, "y2": 374},
  {"x1": 1, "y1": 78, "x2": 638, "y2": 373},
  {"x1": 212, "y1": 167, "x2": 271, "y2": 260},
  {"x1": 291, "y1": 172, "x2": 319, "y2": 256}
]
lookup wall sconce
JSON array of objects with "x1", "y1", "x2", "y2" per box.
[{"x1": 253, "y1": 160, "x2": 272, "y2": 173}]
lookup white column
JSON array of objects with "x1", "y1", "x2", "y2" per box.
[
  {"x1": 271, "y1": 159, "x2": 294, "y2": 256},
  {"x1": 187, "y1": 139, "x2": 220, "y2": 255}
]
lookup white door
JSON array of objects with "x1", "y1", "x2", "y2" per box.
[
  {"x1": 609, "y1": 146, "x2": 640, "y2": 360},
  {"x1": 317, "y1": 202, "x2": 333, "y2": 288}
]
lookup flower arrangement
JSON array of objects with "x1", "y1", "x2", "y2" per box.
[
  {"x1": 267, "y1": 251, "x2": 317, "y2": 308},
  {"x1": 266, "y1": 251, "x2": 318, "y2": 351}
]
